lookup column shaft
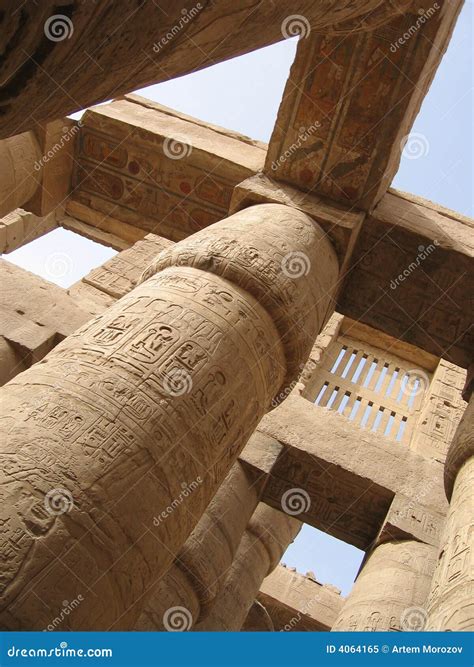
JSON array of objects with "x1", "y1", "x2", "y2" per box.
[
  {"x1": 0, "y1": 203, "x2": 338, "y2": 630},
  {"x1": 134, "y1": 459, "x2": 262, "y2": 630},
  {"x1": 194, "y1": 503, "x2": 301, "y2": 631},
  {"x1": 332, "y1": 541, "x2": 437, "y2": 631},
  {"x1": 426, "y1": 395, "x2": 474, "y2": 630}
]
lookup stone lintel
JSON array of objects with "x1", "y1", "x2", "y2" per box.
[
  {"x1": 338, "y1": 189, "x2": 474, "y2": 368},
  {"x1": 230, "y1": 173, "x2": 363, "y2": 275},
  {"x1": 265, "y1": 0, "x2": 463, "y2": 209},
  {"x1": 376, "y1": 493, "x2": 446, "y2": 548},
  {"x1": 69, "y1": 97, "x2": 266, "y2": 242},
  {"x1": 258, "y1": 564, "x2": 344, "y2": 631},
  {"x1": 257, "y1": 394, "x2": 447, "y2": 549},
  {"x1": 0, "y1": 208, "x2": 57, "y2": 254}
]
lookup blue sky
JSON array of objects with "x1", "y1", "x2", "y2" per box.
[{"x1": 5, "y1": 5, "x2": 472, "y2": 596}]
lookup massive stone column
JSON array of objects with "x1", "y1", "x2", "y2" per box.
[
  {"x1": 134, "y1": 458, "x2": 263, "y2": 630},
  {"x1": 0, "y1": 203, "x2": 338, "y2": 630},
  {"x1": 426, "y1": 394, "x2": 474, "y2": 630},
  {"x1": 0, "y1": 1, "x2": 413, "y2": 140},
  {"x1": 194, "y1": 504, "x2": 301, "y2": 631},
  {"x1": 332, "y1": 540, "x2": 437, "y2": 631},
  {"x1": 0, "y1": 133, "x2": 41, "y2": 217}
]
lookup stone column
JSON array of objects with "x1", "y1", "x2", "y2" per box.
[
  {"x1": 426, "y1": 394, "x2": 474, "y2": 630},
  {"x1": 0, "y1": 133, "x2": 41, "y2": 217},
  {"x1": 242, "y1": 601, "x2": 274, "y2": 631},
  {"x1": 194, "y1": 504, "x2": 301, "y2": 631},
  {"x1": 134, "y1": 459, "x2": 262, "y2": 630},
  {"x1": 0, "y1": 203, "x2": 338, "y2": 630},
  {"x1": 332, "y1": 540, "x2": 437, "y2": 631}
]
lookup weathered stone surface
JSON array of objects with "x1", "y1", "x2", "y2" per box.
[
  {"x1": 332, "y1": 541, "x2": 437, "y2": 631},
  {"x1": 0, "y1": 209, "x2": 57, "y2": 254},
  {"x1": 0, "y1": 1, "x2": 414, "y2": 140},
  {"x1": 426, "y1": 396, "x2": 474, "y2": 631},
  {"x1": 230, "y1": 173, "x2": 363, "y2": 275},
  {"x1": 338, "y1": 190, "x2": 474, "y2": 368},
  {"x1": 0, "y1": 133, "x2": 41, "y2": 217},
  {"x1": 0, "y1": 203, "x2": 337, "y2": 629},
  {"x1": 376, "y1": 493, "x2": 445, "y2": 548},
  {"x1": 426, "y1": 457, "x2": 474, "y2": 630},
  {"x1": 69, "y1": 96, "x2": 265, "y2": 242},
  {"x1": 0, "y1": 338, "x2": 28, "y2": 387},
  {"x1": 25, "y1": 119, "x2": 76, "y2": 217},
  {"x1": 265, "y1": 1, "x2": 463, "y2": 209},
  {"x1": 258, "y1": 394, "x2": 447, "y2": 549},
  {"x1": 134, "y1": 455, "x2": 265, "y2": 630},
  {"x1": 0, "y1": 260, "x2": 93, "y2": 377},
  {"x1": 258, "y1": 564, "x2": 344, "y2": 631},
  {"x1": 444, "y1": 394, "x2": 474, "y2": 499},
  {"x1": 194, "y1": 504, "x2": 301, "y2": 631},
  {"x1": 242, "y1": 600, "x2": 274, "y2": 631}
]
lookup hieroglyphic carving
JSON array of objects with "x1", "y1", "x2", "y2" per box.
[
  {"x1": 426, "y1": 458, "x2": 474, "y2": 630},
  {"x1": 426, "y1": 396, "x2": 474, "y2": 630},
  {"x1": 0, "y1": 203, "x2": 338, "y2": 629},
  {"x1": 71, "y1": 98, "x2": 265, "y2": 241},
  {"x1": 332, "y1": 541, "x2": 437, "y2": 631},
  {"x1": 0, "y1": 132, "x2": 41, "y2": 217},
  {"x1": 412, "y1": 360, "x2": 466, "y2": 461}
]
